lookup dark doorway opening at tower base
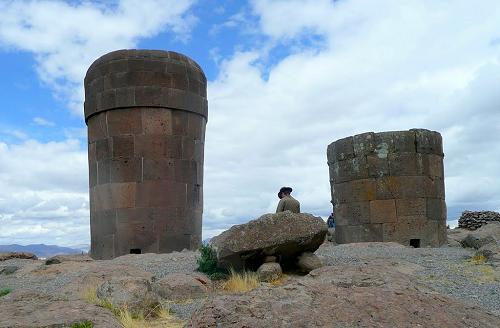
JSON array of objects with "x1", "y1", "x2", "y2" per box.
[
  {"x1": 130, "y1": 248, "x2": 142, "y2": 254},
  {"x1": 409, "y1": 239, "x2": 421, "y2": 248}
]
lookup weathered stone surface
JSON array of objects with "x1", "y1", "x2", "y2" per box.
[
  {"x1": 335, "y1": 201, "x2": 370, "y2": 225},
  {"x1": 85, "y1": 50, "x2": 207, "y2": 259},
  {"x1": 153, "y1": 272, "x2": 211, "y2": 301},
  {"x1": 326, "y1": 228, "x2": 336, "y2": 243},
  {"x1": 459, "y1": 222, "x2": 499, "y2": 250},
  {"x1": 369, "y1": 199, "x2": 397, "y2": 223},
  {"x1": 187, "y1": 264, "x2": 500, "y2": 328},
  {"x1": 328, "y1": 129, "x2": 446, "y2": 247},
  {"x1": 0, "y1": 252, "x2": 37, "y2": 261},
  {"x1": 0, "y1": 291, "x2": 122, "y2": 328},
  {"x1": 477, "y1": 243, "x2": 500, "y2": 262},
  {"x1": 0, "y1": 265, "x2": 19, "y2": 274},
  {"x1": 211, "y1": 211, "x2": 327, "y2": 270},
  {"x1": 296, "y1": 252, "x2": 323, "y2": 273},
  {"x1": 396, "y1": 198, "x2": 426, "y2": 216},
  {"x1": 257, "y1": 262, "x2": 282, "y2": 282},
  {"x1": 412, "y1": 128, "x2": 443, "y2": 155},
  {"x1": 45, "y1": 254, "x2": 94, "y2": 265},
  {"x1": 336, "y1": 224, "x2": 383, "y2": 243},
  {"x1": 96, "y1": 276, "x2": 159, "y2": 315},
  {"x1": 327, "y1": 136, "x2": 355, "y2": 161}
]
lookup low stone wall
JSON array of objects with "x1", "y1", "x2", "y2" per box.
[{"x1": 458, "y1": 211, "x2": 500, "y2": 230}]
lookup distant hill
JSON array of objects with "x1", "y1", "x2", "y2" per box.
[{"x1": 0, "y1": 244, "x2": 87, "y2": 258}]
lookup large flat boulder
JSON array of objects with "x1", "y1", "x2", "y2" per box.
[
  {"x1": 211, "y1": 211, "x2": 327, "y2": 270},
  {"x1": 187, "y1": 264, "x2": 500, "y2": 328},
  {"x1": 0, "y1": 290, "x2": 121, "y2": 328}
]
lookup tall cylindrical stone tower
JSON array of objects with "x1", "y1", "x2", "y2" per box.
[
  {"x1": 327, "y1": 129, "x2": 446, "y2": 247},
  {"x1": 84, "y1": 50, "x2": 207, "y2": 259}
]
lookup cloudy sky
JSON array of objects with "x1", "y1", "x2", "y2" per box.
[{"x1": 0, "y1": 0, "x2": 499, "y2": 247}]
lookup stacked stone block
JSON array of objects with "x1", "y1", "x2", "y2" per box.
[
  {"x1": 458, "y1": 211, "x2": 500, "y2": 230},
  {"x1": 327, "y1": 129, "x2": 446, "y2": 247},
  {"x1": 84, "y1": 50, "x2": 207, "y2": 259}
]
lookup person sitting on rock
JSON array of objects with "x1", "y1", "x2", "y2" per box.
[{"x1": 276, "y1": 186, "x2": 300, "y2": 213}]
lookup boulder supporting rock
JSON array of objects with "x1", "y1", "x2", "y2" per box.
[
  {"x1": 264, "y1": 256, "x2": 277, "y2": 263},
  {"x1": 296, "y1": 252, "x2": 323, "y2": 273},
  {"x1": 257, "y1": 262, "x2": 282, "y2": 282},
  {"x1": 211, "y1": 211, "x2": 327, "y2": 270}
]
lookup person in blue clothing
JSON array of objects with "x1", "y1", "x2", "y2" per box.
[{"x1": 327, "y1": 211, "x2": 335, "y2": 228}]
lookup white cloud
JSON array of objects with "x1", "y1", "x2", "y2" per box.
[
  {"x1": 201, "y1": 0, "x2": 500, "y2": 238},
  {"x1": 0, "y1": 0, "x2": 196, "y2": 114},
  {"x1": 33, "y1": 117, "x2": 55, "y2": 127},
  {"x1": 0, "y1": 138, "x2": 89, "y2": 246},
  {"x1": 2, "y1": 0, "x2": 500, "y2": 245}
]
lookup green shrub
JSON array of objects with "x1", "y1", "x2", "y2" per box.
[
  {"x1": 197, "y1": 244, "x2": 227, "y2": 280},
  {"x1": 0, "y1": 288, "x2": 11, "y2": 297},
  {"x1": 70, "y1": 320, "x2": 93, "y2": 328}
]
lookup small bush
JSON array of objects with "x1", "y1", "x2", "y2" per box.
[
  {"x1": 0, "y1": 288, "x2": 11, "y2": 297},
  {"x1": 71, "y1": 320, "x2": 93, "y2": 328},
  {"x1": 197, "y1": 244, "x2": 226, "y2": 279},
  {"x1": 222, "y1": 269, "x2": 260, "y2": 293}
]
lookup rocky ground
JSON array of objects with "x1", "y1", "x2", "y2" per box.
[{"x1": 1, "y1": 224, "x2": 499, "y2": 327}]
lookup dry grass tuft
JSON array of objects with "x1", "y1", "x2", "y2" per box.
[
  {"x1": 470, "y1": 254, "x2": 488, "y2": 265},
  {"x1": 269, "y1": 274, "x2": 287, "y2": 286},
  {"x1": 222, "y1": 269, "x2": 260, "y2": 293},
  {"x1": 81, "y1": 285, "x2": 185, "y2": 328}
]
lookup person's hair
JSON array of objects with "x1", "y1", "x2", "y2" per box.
[{"x1": 279, "y1": 187, "x2": 293, "y2": 194}]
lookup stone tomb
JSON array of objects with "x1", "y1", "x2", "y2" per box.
[
  {"x1": 327, "y1": 129, "x2": 446, "y2": 247},
  {"x1": 84, "y1": 50, "x2": 207, "y2": 259}
]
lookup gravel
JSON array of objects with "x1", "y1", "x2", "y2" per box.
[
  {"x1": 317, "y1": 243, "x2": 500, "y2": 316},
  {"x1": 1, "y1": 243, "x2": 499, "y2": 320},
  {"x1": 108, "y1": 250, "x2": 199, "y2": 279}
]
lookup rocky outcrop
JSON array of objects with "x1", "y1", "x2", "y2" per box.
[
  {"x1": 188, "y1": 264, "x2": 500, "y2": 328},
  {"x1": 458, "y1": 211, "x2": 500, "y2": 230},
  {"x1": 0, "y1": 252, "x2": 37, "y2": 261},
  {"x1": 45, "y1": 254, "x2": 94, "y2": 265},
  {"x1": 0, "y1": 290, "x2": 121, "y2": 328},
  {"x1": 296, "y1": 252, "x2": 323, "y2": 273},
  {"x1": 96, "y1": 276, "x2": 159, "y2": 315},
  {"x1": 0, "y1": 265, "x2": 18, "y2": 275},
  {"x1": 448, "y1": 222, "x2": 500, "y2": 262},
  {"x1": 153, "y1": 272, "x2": 211, "y2": 302},
  {"x1": 211, "y1": 211, "x2": 327, "y2": 270}
]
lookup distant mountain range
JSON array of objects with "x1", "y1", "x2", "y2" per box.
[{"x1": 0, "y1": 244, "x2": 89, "y2": 258}]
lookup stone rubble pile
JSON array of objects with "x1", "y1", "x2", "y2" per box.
[{"x1": 458, "y1": 211, "x2": 500, "y2": 230}]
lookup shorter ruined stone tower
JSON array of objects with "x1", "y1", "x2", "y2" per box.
[
  {"x1": 85, "y1": 50, "x2": 207, "y2": 259},
  {"x1": 327, "y1": 129, "x2": 446, "y2": 247}
]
